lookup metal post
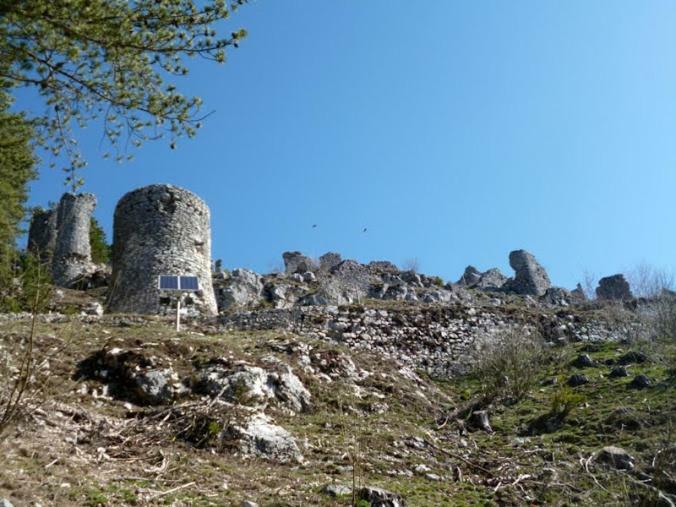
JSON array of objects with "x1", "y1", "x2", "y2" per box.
[{"x1": 176, "y1": 294, "x2": 181, "y2": 332}]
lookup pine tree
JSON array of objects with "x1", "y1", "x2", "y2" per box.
[
  {"x1": 0, "y1": 91, "x2": 36, "y2": 272},
  {"x1": 0, "y1": 0, "x2": 248, "y2": 187},
  {"x1": 89, "y1": 217, "x2": 111, "y2": 265}
]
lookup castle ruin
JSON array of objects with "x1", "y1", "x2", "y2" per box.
[
  {"x1": 27, "y1": 207, "x2": 58, "y2": 264},
  {"x1": 105, "y1": 184, "x2": 218, "y2": 316},
  {"x1": 52, "y1": 193, "x2": 97, "y2": 287},
  {"x1": 28, "y1": 193, "x2": 97, "y2": 287}
]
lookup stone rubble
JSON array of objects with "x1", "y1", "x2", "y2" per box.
[{"x1": 596, "y1": 274, "x2": 633, "y2": 301}]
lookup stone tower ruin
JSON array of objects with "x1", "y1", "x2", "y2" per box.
[
  {"x1": 27, "y1": 207, "x2": 58, "y2": 264},
  {"x1": 106, "y1": 184, "x2": 218, "y2": 316},
  {"x1": 27, "y1": 193, "x2": 97, "y2": 287},
  {"x1": 51, "y1": 193, "x2": 97, "y2": 287}
]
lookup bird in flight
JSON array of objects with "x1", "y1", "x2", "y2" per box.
[
  {"x1": 362, "y1": 227, "x2": 368, "y2": 233},
  {"x1": 312, "y1": 224, "x2": 317, "y2": 228}
]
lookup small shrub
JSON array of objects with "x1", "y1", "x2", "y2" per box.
[
  {"x1": 430, "y1": 276, "x2": 444, "y2": 287},
  {"x1": 473, "y1": 329, "x2": 545, "y2": 402},
  {"x1": 526, "y1": 387, "x2": 584, "y2": 435},
  {"x1": 548, "y1": 387, "x2": 584, "y2": 420},
  {"x1": 655, "y1": 291, "x2": 676, "y2": 341}
]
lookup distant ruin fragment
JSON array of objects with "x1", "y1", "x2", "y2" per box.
[
  {"x1": 106, "y1": 184, "x2": 217, "y2": 316},
  {"x1": 51, "y1": 193, "x2": 97, "y2": 287},
  {"x1": 27, "y1": 207, "x2": 58, "y2": 264},
  {"x1": 596, "y1": 274, "x2": 632, "y2": 301},
  {"x1": 503, "y1": 249, "x2": 551, "y2": 296}
]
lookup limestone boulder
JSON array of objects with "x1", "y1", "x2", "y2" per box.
[
  {"x1": 319, "y1": 252, "x2": 342, "y2": 271},
  {"x1": 194, "y1": 360, "x2": 311, "y2": 412},
  {"x1": 74, "y1": 347, "x2": 181, "y2": 405},
  {"x1": 457, "y1": 266, "x2": 481, "y2": 286},
  {"x1": 282, "y1": 251, "x2": 317, "y2": 274},
  {"x1": 542, "y1": 287, "x2": 574, "y2": 307},
  {"x1": 475, "y1": 268, "x2": 508, "y2": 290},
  {"x1": 504, "y1": 250, "x2": 551, "y2": 296},
  {"x1": 595, "y1": 446, "x2": 635, "y2": 470},
  {"x1": 357, "y1": 486, "x2": 406, "y2": 507},
  {"x1": 224, "y1": 413, "x2": 302, "y2": 464},
  {"x1": 217, "y1": 268, "x2": 263, "y2": 311}
]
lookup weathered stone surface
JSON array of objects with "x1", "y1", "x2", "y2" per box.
[
  {"x1": 225, "y1": 413, "x2": 302, "y2": 463},
  {"x1": 0, "y1": 498, "x2": 14, "y2": 507},
  {"x1": 76, "y1": 263, "x2": 111, "y2": 290},
  {"x1": 319, "y1": 252, "x2": 342, "y2": 271},
  {"x1": 282, "y1": 251, "x2": 316, "y2": 274},
  {"x1": 134, "y1": 369, "x2": 177, "y2": 404},
  {"x1": 195, "y1": 361, "x2": 311, "y2": 412},
  {"x1": 83, "y1": 302, "x2": 104, "y2": 316},
  {"x1": 504, "y1": 250, "x2": 551, "y2": 296},
  {"x1": 298, "y1": 260, "x2": 373, "y2": 305},
  {"x1": 567, "y1": 374, "x2": 589, "y2": 387},
  {"x1": 357, "y1": 486, "x2": 406, "y2": 507},
  {"x1": 221, "y1": 301, "x2": 636, "y2": 378},
  {"x1": 52, "y1": 193, "x2": 97, "y2": 287},
  {"x1": 106, "y1": 185, "x2": 217, "y2": 316},
  {"x1": 471, "y1": 410, "x2": 493, "y2": 433},
  {"x1": 27, "y1": 207, "x2": 58, "y2": 264},
  {"x1": 75, "y1": 347, "x2": 180, "y2": 405},
  {"x1": 609, "y1": 366, "x2": 629, "y2": 378},
  {"x1": 457, "y1": 266, "x2": 482, "y2": 286},
  {"x1": 629, "y1": 374, "x2": 651, "y2": 389},
  {"x1": 367, "y1": 260, "x2": 400, "y2": 274},
  {"x1": 596, "y1": 274, "x2": 632, "y2": 301},
  {"x1": 618, "y1": 351, "x2": 648, "y2": 365},
  {"x1": 571, "y1": 283, "x2": 587, "y2": 302},
  {"x1": 596, "y1": 446, "x2": 635, "y2": 470},
  {"x1": 475, "y1": 268, "x2": 508, "y2": 290},
  {"x1": 420, "y1": 289, "x2": 452, "y2": 303},
  {"x1": 542, "y1": 287, "x2": 574, "y2": 307},
  {"x1": 573, "y1": 354, "x2": 595, "y2": 368},
  {"x1": 322, "y1": 484, "x2": 352, "y2": 497},
  {"x1": 216, "y1": 268, "x2": 263, "y2": 311},
  {"x1": 457, "y1": 266, "x2": 507, "y2": 290}
]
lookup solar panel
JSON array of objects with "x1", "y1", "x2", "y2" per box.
[
  {"x1": 180, "y1": 276, "x2": 199, "y2": 291},
  {"x1": 159, "y1": 275, "x2": 179, "y2": 290},
  {"x1": 158, "y1": 275, "x2": 200, "y2": 291}
]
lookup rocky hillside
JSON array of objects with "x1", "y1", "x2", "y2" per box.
[
  {"x1": 0, "y1": 249, "x2": 674, "y2": 506},
  {"x1": 0, "y1": 290, "x2": 674, "y2": 506}
]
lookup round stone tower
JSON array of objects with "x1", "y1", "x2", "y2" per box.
[
  {"x1": 51, "y1": 193, "x2": 97, "y2": 287},
  {"x1": 106, "y1": 184, "x2": 218, "y2": 316}
]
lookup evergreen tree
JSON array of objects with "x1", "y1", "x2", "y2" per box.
[
  {"x1": 89, "y1": 217, "x2": 111, "y2": 264},
  {"x1": 0, "y1": 0, "x2": 248, "y2": 188},
  {"x1": 0, "y1": 91, "x2": 36, "y2": 274}
]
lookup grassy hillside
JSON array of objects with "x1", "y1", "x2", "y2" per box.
[{"x1": 0, "y1": 315, "x2": 673, "y2": 506}]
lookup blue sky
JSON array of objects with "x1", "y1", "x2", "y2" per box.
[{"x1": 21, "y1": 1, "x2": 676, "y2": 288}]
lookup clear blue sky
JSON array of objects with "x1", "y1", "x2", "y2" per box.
[{"x1": 21, "y1": 1, "x2": 676, "y2": 288}]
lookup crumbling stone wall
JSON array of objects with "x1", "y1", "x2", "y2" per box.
[
  {"x1": 27, "y1": 207, "x2": 58, "y2": 264},
  {"x1": 106, "y1": 184, "x2": 217, "y2": 316},
  {"x1": 51, "y1": 193, "x2": 97, "y2": 287},
  {"x1": 221, "y1": 303, "x2": 638, "y2": 377}
]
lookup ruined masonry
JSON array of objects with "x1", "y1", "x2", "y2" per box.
[
  {"x1": 106, "y1": 184, "x2": 218, "y2": 316},
  {"x1": 52, "y1": 193, "x2": 97, "y2": 287},
  {"x1": 27, "y1": 207, "x2": 58, "y2": 264},
  {"x1": 28, "y1": 193, "x2": 97, "y2": 287}
]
